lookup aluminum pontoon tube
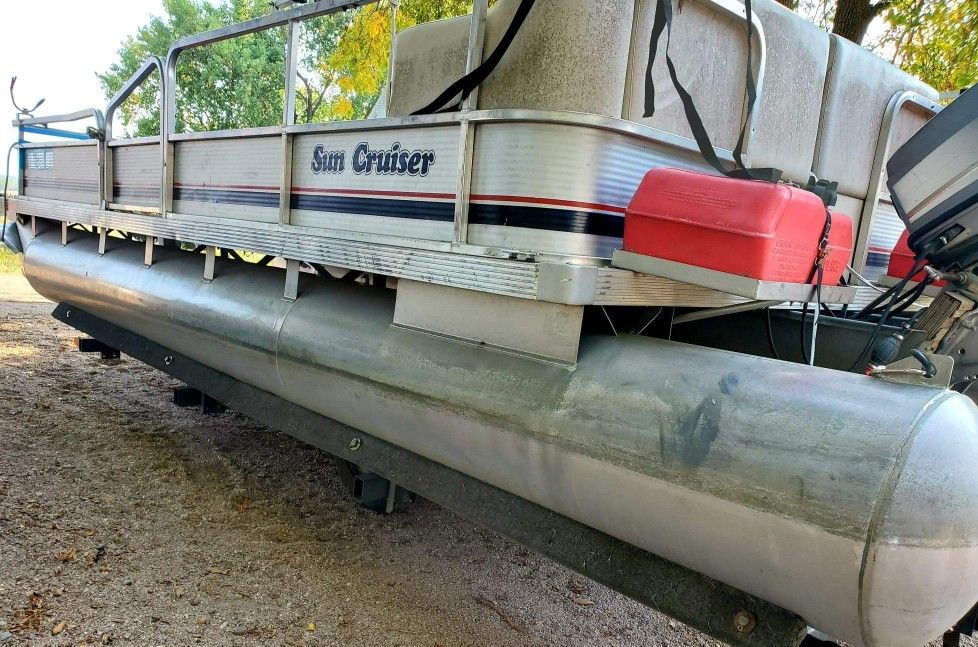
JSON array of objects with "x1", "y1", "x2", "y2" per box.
[{"x1": 20, "y1": 225, "x2": 978, "y2": 647}]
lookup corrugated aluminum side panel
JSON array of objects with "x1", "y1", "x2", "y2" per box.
[
  {"x1": 468, "y1": 121, "x2": 715, "y2": 259},
  {"x1": 112, "y1": 142, "x2": 160, "y2": 207},
  {"x1": 23, "y1": 144, "x2": 99, "y2": 204},
  {"x1": 290, "y1": 126, "x2": 459, "y2": 242},
  {"x1": 849, "y1": 197, "x2": 907, "y2": 309},
  {"x1": 173, "y1": 137, "x2": 281, "y2": 223}
]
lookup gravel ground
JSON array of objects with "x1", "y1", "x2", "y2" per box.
[
  {"x1": 0, "y1": 271, "x2": 971, "y2": 647},
  {"x1": 0, "y1": 272, "x2": 717, "y2": 647}
]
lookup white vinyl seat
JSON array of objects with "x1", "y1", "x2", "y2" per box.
[
  {"x1": 387, "y1": 0, "x2": 635, "y2": 118},
  {"x1": 384, "y1": 0, "x2": 938, "y2": 263},
  {"x1": 812, "y1": 34, "x2": 939, "y2": 274},
  {"x1": 814, "y1": 35, "x2": 939, "y2": 199},
  {"x1": 624, "y1": 0, "x2": 830, "y2": 185}
]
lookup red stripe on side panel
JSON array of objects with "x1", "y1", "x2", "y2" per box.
[
  {"x1": 470, "y1": 194, "x2": 627, "y2": 215},
  {"x1": 174, "y1": 182, "x2": 279, "y2": 192}
]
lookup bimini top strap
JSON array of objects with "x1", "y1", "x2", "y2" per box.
[
  {"x1": 643, "y1": 0, "x2": 782, "y2": 183},
  {"x1": 412, "y1": 0, "x2": 538, "y2": 116}
]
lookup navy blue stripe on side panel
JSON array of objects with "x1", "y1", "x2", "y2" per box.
[
  {"x1": 174, "y1": 188, "x2": 280, "y2": 208},
  {"x1": 172, "y1": 186, "x2": 621, "y2": 236},
  {"x1": 291, "y1": 194, "x2": 454, "y2": 222},
  {"x1": 25, "y1": 178, "x2": 99, "y2": 191},
  {"x1": 469, "y1": 203, "x2": 625, "y2": 238},
  {"x1": 114, "y1": 187, "x2": 160, "y2": 201},
  {"x1": 865, "y1": 251, "x2": 890, "y2": 269}
]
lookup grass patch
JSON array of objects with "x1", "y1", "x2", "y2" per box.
[{"x1": 0, "y1": 244, "x2": 22, "y2": 273}]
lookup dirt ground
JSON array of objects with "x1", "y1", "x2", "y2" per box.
[{"x1": 0, "y1": 271, "x2": 719, "y2": 647}]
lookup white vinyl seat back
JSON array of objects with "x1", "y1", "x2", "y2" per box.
[
  {"x1": 387, "y1": 0, "x2": 635, "y2": 119},
  {"x1": 386, "y1": 14, "x2": 468, "y2": 117},
  {"x1": 624, "y1": 0, "x2": 830, "y2": 185},
  {"x1": 386, "y1": 0, "x2": 937, "y2": 204},
  {"x1": 814, "y1": 35, "x2": 938, "y2": 199}
]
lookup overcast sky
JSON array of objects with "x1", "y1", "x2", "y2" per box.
[{"x1": 0, "y1": 0, "x2": 162, "y2": 177}]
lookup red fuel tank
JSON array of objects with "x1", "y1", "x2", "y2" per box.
[
  {"x1": 623, "y1": 168, "x2": 852, "y2": 285},
  {"x1": 887, "y1": 230, "x2": 945, "y2": 286}
]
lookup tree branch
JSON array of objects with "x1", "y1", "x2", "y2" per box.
[
  {"x1": 870, "y1": 0, "x2": 892, "y2": 16},
  {"x1": 297, "y1": 71, "x2": 315, "y2": 123}
]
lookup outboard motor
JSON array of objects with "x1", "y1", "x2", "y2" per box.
[{"x1": 887, "y1": 87, "x2": 978, "y2": 271}]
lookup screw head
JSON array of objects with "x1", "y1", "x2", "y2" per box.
[
  {"x1": 348, "y1": 437, "x2": 362, "y2": 452},
  {"x1": 733, "y1": 610, "x2": 756, "y2": 634}
]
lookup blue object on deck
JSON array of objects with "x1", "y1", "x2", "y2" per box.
[{"x1": 20, "y1": 125, "x2": 91, "y2": 141}]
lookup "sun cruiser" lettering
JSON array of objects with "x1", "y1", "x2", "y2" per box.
[
  {"x1": 352, "y1": 142, "x2": 436, "y2": 177},
  {"x1": 311, "y1": 145, "x2": 345, "y2": 174}
]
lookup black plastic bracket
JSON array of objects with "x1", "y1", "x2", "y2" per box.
[
  {"x1": 74, "y1": 336, "x2": 120, "y2": 360},
  {"x1": 172, "y1": 385, "x2": 225, "y2": 414}
]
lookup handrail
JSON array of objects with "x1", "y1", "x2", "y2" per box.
[
  {"x1": 102, "y1": 56, "x2": 165, "y2": 211},
  {"x1": 105, "y1": 56, "x2": 163, "y2": 142},
  {"x1": 851, "y1": 90, "x2": 941, "y2": 276},
  {"x1": 162, "y1": 0, "x2": 377, "y2": 138},
  {"x1": 161, "y1": 0, "x2": 380, "y2": 214},
  {"x1": 11, "y1": 108, "x2": 105, "y2": 131},
  {"x1": 12, "y1": 107, "x2": 106, "y2": 197}
]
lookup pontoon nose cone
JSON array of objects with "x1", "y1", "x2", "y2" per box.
[
  {"x1": 2, "y1": 220, "x2": 22, "y2": 254},
  {"x1": 858, "y1": 392, "x2": 978, "y2": 647}
]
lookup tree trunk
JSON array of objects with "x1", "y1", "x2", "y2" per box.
[
  {"x1": 832, "y1": 0, "x2": 890, "y2": 44},
  {"x1": 774, "y1": 0, "x2": 798, "y2": 9}
]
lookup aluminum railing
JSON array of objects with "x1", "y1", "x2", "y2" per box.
[
  {"x1": 13, "y1": 0, "x2": 767, "y2": 254},
  {"x1": 161, "y1": 0, "x2": 385, "y2": 214},
  {"x1": 851, "y1": 91, "x2": 942, "y2": 275},
  {"x1": 102, "y1": 56, "x2": 164, "y2": 211},
  {"x1": 10, "y1": 108, "x2": 105, "y2": 197}
]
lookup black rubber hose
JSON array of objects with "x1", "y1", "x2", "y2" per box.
[
  {"x1": 846, "y1": 258, "x2": 928, "y2": 372},
  {"x1": 766, "y1": 307, "x2": 781, "y2": 360}
]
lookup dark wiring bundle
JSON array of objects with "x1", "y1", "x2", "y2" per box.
[{"x1": 845, "y1": 257, "x2": 931, "y2": 372}]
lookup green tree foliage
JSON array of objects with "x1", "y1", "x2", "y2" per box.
[
  {"x1": 99, "y1": 0, "x2": 290, "y2": 135},
  {"x1": 313, "y1": 0, "x2": 478, "y2": 122},
  {"x1": 100, "y1": 0, "x2": 483, "y2": 134},
  {"x1": 793, "y1": 0, "x2": 976, "y2": 92},
  {"x1": 877, "y1": 0, "x2": 977, "y2": 93}
]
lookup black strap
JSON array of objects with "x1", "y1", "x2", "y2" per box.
[
  {"x1": 412, "y1": 0, "x2": 538, "y2": 116},
  {"x1": 806, "y1": 208, "x2": 833, "y2": 284},
  {"x1": 643, "y1": 0, "x2": 781, "y2": 183}
]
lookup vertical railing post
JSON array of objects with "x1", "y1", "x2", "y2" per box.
[
  {"x1": 283, "y1": 20, "x2": 299, "y2": 126},
  {"x1": 97, "y1": 136, "x2": 106, "y2": 212},
  {"x1": 101, "y1": 140, "x2": 113, "y2": 210},
  {"x1": 452, "y1": 0, "x2": 488, "y2": 247},
  {"x1": 385, "y1": 0, "x2": 400, "y2": 116},
  {"x1": 163, "y1": 56, "x2": 177, "y2": 217},
  {"x1": 280, "y1": 19, "x2": 300, "y2": 225},
  {"x1": 16, "y1": 126, "x2": 26, "y2": 197}
]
